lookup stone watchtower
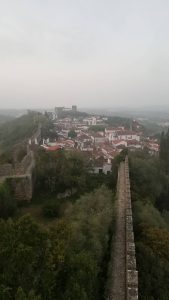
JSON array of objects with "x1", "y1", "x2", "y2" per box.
[{"x1": 72, "y1": 105, "x2": 77, "y2": 112}]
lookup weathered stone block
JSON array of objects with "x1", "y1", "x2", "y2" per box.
[
  {"x1": 127, "y1": 242, "x2": 135, "y2": 255},
  {"x1": 8, "y1": 176, "x2": 33, "y2": 202},
  {"x1": 126, "y1": 230, "x2": 134, "y2": 242},
  {"x1": 126, "y1": 215, "x2": 133, "y2": 223},
  {"x1": 0, "y1": 164, "x2": 13, "y2": 176},
  {"x1": 127, "y1": 254, "x2": 136, "y2": 270},
  {"x1": 126, "y1": 224, "x2": 133, "y2": 232},
  {"x1": 127, "y1": 287, "x2": 138, "y2": 300},
  {"x1": 126, "y1": 208, "x2": 132, "y2": 216},
  {"x1": 126, "y1": 203, "x2": 132, "y2": 210},
  {"x1": 127, "y1": 270, "x2": 138, "y2": 287}
]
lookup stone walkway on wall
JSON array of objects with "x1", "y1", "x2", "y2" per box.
[{"x1": 108, "y1": 161, "x2": 126, "y2": 300}]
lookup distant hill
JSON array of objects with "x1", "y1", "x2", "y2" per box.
[
  {"x1": 0, "y1": 112, "x2": 43, "y2": 154},
  {"x1": 105, "y1": 116, "x2": 131, "y2": 129},
  {"x1": 0, "y1": 115, "x2": 14, "y2": 125},
  {"x1": 0, "y1": 109, "x2": 26, "y2": 118}
]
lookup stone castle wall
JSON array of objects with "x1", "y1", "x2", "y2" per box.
[
  {"x1": 125, "y1": 156, "x2": 138, "y2": 300},
  {"x1": 14, "y1": 151, "x2": 32, "y2": 175},
  {"x1": 0, "y1": 151, "x2": 32, "y2": 177},
  {"x1": 6, "y1": 175, "x2": 33, "y2": 202},
  {"x1": 0, "y1": 164, "x2": 14, "y2": 176},
  {"x1": 0, "y1": 151, "x2": 34, "y2": 202},
  {"x1": 0, "y1": 124, "x2": 41, "y2": 201}
]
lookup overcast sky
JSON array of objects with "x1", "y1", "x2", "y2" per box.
[{"x1": 0, "y1": 0, "x2": 169, "y2": 109}]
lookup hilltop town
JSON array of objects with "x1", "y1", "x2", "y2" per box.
[{"x1": 37, "y1": 105, "x2": 160, "y2": 174}]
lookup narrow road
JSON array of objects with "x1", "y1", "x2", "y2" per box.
[{"x1": 108, "y1": 161, "x2": 126, "y2": 300}]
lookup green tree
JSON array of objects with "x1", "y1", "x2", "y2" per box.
[
  {"x1": 35, "y1": 149, "x2": 90, "y2": 195},
  {"x1": 15, "y1": 288, "x2": 41, "y2": 300},
  {"x1": 0, "y1": 215, "x2": 70, "y2": 299},
  {"x1": 0, "y1": 181, "x2": 17, "y2": 219},
  {"x1": 68, "y1": 130, "x2": 77, "y2": 139},
  {"x1": 130, "y1": 150, "x2": 169, "y2": 299}
]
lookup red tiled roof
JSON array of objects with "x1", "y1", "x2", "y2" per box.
[{"x1": 45, "y1": 145, "x2": 62, "y2": 151}]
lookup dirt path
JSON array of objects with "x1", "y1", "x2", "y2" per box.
[{"x1": 108, "y1": 161, "x2": 126, "y2": 300}]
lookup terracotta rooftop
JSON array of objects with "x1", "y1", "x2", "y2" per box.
[{"x1": 43, "y1": 145, "x2": 62, "y2": 151}]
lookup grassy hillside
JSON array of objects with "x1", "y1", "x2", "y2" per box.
[
  {"x1": 0, "y1": 112, "x2": 43, "y2": 155},
  {"x1": 0, "y1": 114, "x2": 14, "y2": 125}
]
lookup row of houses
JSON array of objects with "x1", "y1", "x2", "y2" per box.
[{"x1": 40, "y1": 112, "x2": 160, "y2": 174}]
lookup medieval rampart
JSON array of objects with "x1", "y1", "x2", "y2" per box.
[
  {"x1": 125, "y1": 156, "x2": 138, "y2": 299},
  {"x1": 0, "y1": 164, "x2": 13, "y2": 176},
  {"x1": 0, "y1": 122, "x2": 41, "y2": 201},
  {"x1": 107, "y1": 156, "x2": 138, "y2": 300},
  {"x1": 0, "y1": 151, "x2": 32, "y2": 176},
  {"x1": 0, "y1": 151, "x2": 34, "y2": 201}
]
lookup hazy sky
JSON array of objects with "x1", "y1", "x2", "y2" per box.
[{"x1": 1, "y1": 0, "x2": 169, "y2": 109}]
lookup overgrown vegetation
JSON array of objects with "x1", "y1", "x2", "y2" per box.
[
  {"x1": 129, "y1": 140, "x2": 169, "y2": 299},
  {"x1": 35, "y1": 149, "x2": 91, "y2": 196},
  {"x1": 0, "y1": 112, "x2": 125, "y2": 299},
  {"x1": 34, "y1": 148, "x2": 116, "y2": 198},
  {"x1": 0, "y1": 186, "x2": 114, "y2": 300},
  {"x1": 105, "y1": 116, "x2": 131, "y2": 128},
  {"x1": 0, "y1": 113, "x2": 38, "y2": 149},
  {"x1": 89, "y1": 125, "x2": 106, "y2": 132},
  {"x1": 0, "y1": 114, "x2": 14, "y2": 125},
  {"x1": 0, "y1": 181, "x2": 16, "y2": 219}
]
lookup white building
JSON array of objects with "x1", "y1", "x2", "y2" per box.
[
  {"x1": 83, "y1": 117, "x2": 97, "y2": 126},
  {"x1": 91, "y1": 133, "x2": 105, "y2": 144},
  {"x1": 117, "y1": 131, "x2": 140, "y2": 141},
  {"x1": 105, "y1": 128, "x2": 140, "y2": 142}
]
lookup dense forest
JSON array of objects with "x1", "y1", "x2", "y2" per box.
[
  {"x1": 130, "y1": 131, "x2": 169, "y2": 300},
  {"x1": 0, "y1": 145, "x2": 120, "y2": 299},
  {"x1": 0, "y1": 186, "x2": 114, "y2": 300}
]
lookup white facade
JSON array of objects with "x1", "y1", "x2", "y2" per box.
[
  {"x1": 83, "y1": 117, "x2": 97, "y2": 126},
  {"x1": 105, "y1": 129, "x2": 140, "y2": 142},
  {"x1": 117, "y1": 133, "x2": 140, "y2": 141},
  {"x1": 93, "y1": 163, "x2": 111, "y2": 174}
]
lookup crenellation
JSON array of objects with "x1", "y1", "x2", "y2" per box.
[
  {"x1": 107, "y1": 156, "x2": 138, "y2": 299},
  {"x1": 126, "y1": 208, "x2": 132, "y2": 216},
  {"x1": 125, "y1": 156, "x2": 138, "y2": 300},
  {"x1": 127, "y1": 255, "x2": 137, "y2": 270},
  {"x1": 126, "y1": 242, "x2": 136, "y2": 256},
  {"x1": 127, "y1": 287, "x2": 138, "y2": 300},
  {"x1": 126, "y1": 231, "x2": 134, "y2": 243}
]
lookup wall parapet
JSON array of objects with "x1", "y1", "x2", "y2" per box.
[
  {"x1": 0, "y1": 151, "x2": 34, "y2": 201},
  {"x1": 0, "y1": 164, "x2": 14, "y2": 176},
  {"x1": 0, "y1": 151, "x2": 33, "y2": 177},
  {"x1": 125, "y1": 156, "x2": 138, "y2": 300}
]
